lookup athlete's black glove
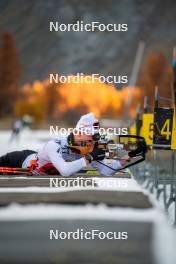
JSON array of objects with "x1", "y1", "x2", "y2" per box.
[
  {"x1": 128, "y1": 141, "x2": 147, "y2": 158},
  {"x1": 89, "y1": 146, "x2": 106, "y2": 161}
]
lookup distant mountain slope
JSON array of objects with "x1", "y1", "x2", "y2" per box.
[{"x1": 0, "y1": 0, "x2": 176, "y2": 85}]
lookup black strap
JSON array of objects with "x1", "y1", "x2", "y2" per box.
[
  {"x1": 96, "y1": 154, "x2": 145, "y2": 172},
  {"x1": 67, "y1": 133, "x2": 75, "y2": 146}
]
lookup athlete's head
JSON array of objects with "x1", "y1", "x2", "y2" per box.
[
  {"x1": 68, "y1": 113, "x2": 100, "y2": 154},
  {"x1": 74, "y1": 112, "x2": 100, "y2": 144}
]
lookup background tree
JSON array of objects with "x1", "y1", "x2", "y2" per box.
[
  {"x1": 138, "y1": 52, "x2": 173, "y2": 107},
  {"x1": 44, "y1": 80, "x2": 60, "y2": 120},
  {"x1": 0, "y1": 32, "x2": 21, "y2": 117}
]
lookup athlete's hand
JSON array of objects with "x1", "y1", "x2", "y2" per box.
[
  {"x1": 120, "y1": 155, "x2": 130, "y2": 167},
  {"x1": 128, "y1": 141, "x2": 147, "y2": 158},
  {"x1": 90, "y1": 146, "x2": 106, "y2": 161}
]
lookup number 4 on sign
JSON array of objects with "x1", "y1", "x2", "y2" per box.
[{"x1": 161, "y1": 119, "x2": 171, "y2": 140}]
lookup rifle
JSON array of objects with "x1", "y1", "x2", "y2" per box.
[{"x1": 97, "y1": 135, "x2": 147, "y2": 171}]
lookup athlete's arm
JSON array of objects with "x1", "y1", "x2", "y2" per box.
[{"x1": 47, "y1": 141, "x2": 87, "y2": 176}]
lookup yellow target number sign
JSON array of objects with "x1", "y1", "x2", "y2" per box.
[
  {"x1": 153, "y1": 108, "x2": 174, "y2": 146},
  {"x1": 140, "y1": 113, "x2": 154, "y2": 145},
  {"x1": 171, "y1": 110, "x2": 176, "y2": 150}
]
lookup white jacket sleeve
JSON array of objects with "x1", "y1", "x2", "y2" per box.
[
  {"x1": 91, "y1": 159, "x2": 122, "y2": 176},
  {"x1": 46, "y1": 141, "x2": 87, "y2": 176}
]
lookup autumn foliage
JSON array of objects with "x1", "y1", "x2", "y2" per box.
[
  {"x1": 15, "y1": 53, "x2": 172, "y2": 125},
  {"x1": 15, "y1": 80, "x2": 59, "y2": 123},
  {"x1": 0, "y1": 32, "x2": 21, "y2": 117},
  {"x1": 138, "y1": 52, "x2": 173, "y2": 107},
  {"x1": 15, "y1": 76, "x2": 142, "y2": 124},
  {"x1": 0, "y1": 32, "x2": 172, "y2": 125}
]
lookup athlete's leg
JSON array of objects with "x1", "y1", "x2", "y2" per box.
[{"x1": 0, "y1": 150, "x2": 36, "y2": 168}]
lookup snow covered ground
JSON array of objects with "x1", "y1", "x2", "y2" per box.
[
  {"x1": 0, "y1": 193, "x2": 175, "y2": 264},
  {"x1": 0, "y1": 129, "x2": 52, "y2": 156}
]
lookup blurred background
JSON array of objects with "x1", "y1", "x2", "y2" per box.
[
  {"x1": 0, "y1": 2, "x2": 176, "y2": 263},
  {"x1": 0, "y1": 0, "x2": 175, "y2": 129}
]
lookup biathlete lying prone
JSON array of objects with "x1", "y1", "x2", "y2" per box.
[{"x1": 0, "y1": 113, "x2": 147, "y2": 176}]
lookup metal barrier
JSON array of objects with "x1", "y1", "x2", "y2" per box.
[
  {"x1": 128, "y1": 48, "x2": 176, "y2": 225},
  {"x1": 133, "y1": 148, "x2": 176, "y2": 225},
  {"x1": 131, "y1": 81, "x2": 176, "y2": 225}
]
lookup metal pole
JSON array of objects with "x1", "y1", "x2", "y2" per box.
[
  {"x1": 163, "y1": 171, "x2": 167, "y2": 211},
  {"x1": 124, "y1": 41, "x2": 145, "y2": 118},
  {"x1": 152, "y1": 149, "x2": 158, "y2": 194},
  {"x1": 144, "y1": 96, "x2": 150, "y2": 113},
  {"x1": 172, "y1": 47, "x2": 176, "y2": 224},
  {"x1": 153, "y1": 87, "x2": 159, "y2": 195},
  {"x1": 136, "y1": 104, "x2": 142, "y2": 136},
  {"x1": 172, "y1": 47, "x2": 176, "y2": 107},
  {"x1": 154, "y1": 86, "x2": 159, "y2": 108},
  {"x1": 166, "y1": 151, "x2": 175, "y2": 209}
]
